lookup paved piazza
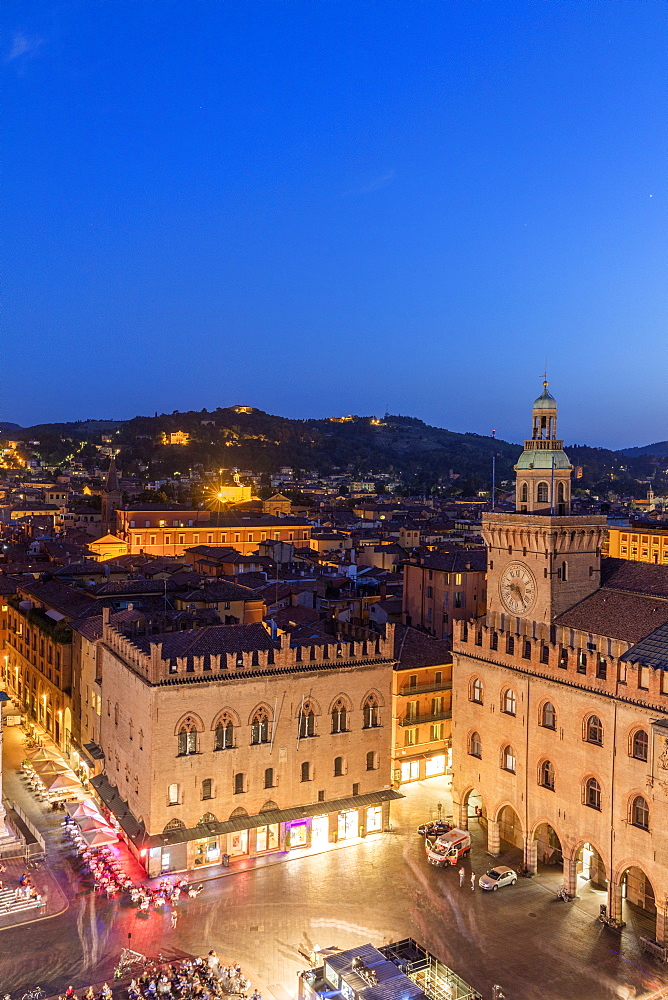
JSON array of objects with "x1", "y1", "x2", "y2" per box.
[{"x1": 1, "y1": 774, "x2": 667, "y2": 1000}]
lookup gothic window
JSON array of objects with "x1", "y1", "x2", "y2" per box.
[
  {"x1": 251, "y1": 708, "x2": 270, "y2": 745},
  {"x1": 178, "y1": 724, "x2": 198, "y2": 756},
  {"x1": 631, "y1": 729, "x2": 648, "y2": 761},
  {"x1": 502, "y1": 689, "x2": 517, "y2": 715},
  {"x1": 541, "y1": 702, "x2": 557, "y2": 730},
  {"x1": 214, "y1": 716, "x2": 234, "y2": 750},
  {"x1": 539, "y1": 760, "x2": 555, "y2": 790},
  {"x1": 469, "y1": 731, "x2": 482, "y2": 758},
  {"x1": 298, "y1": 701, "x2": 315, "y2": 738},
  {"x1": 584, "y1": 777, "x2": 601, "y2": 810},
  {"x1": 631, "y1": 795, "x2": 649, "y2": 830},
  {"x1": 331, "y1": 699, "x2": 348, "y2": 734},
  {"x1": 584, "y1": 715, "x2": 603, "y2": 746},
  {"x1": 501, "y1": 745, "x2": 516, "y2": 773},
  {"x1": 470, "y1": 677, "x2": 483, "y2": 704},
  {"x1": 362, "y1": 695, "x2": 380, "y2": 728},
  {"x1": 537, "y1": 482, "x2": 549, "y2": 504}
]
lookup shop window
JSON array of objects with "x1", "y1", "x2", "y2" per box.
[{"x1": 366, "y1": 805, "x2": 382, "y2": 832}]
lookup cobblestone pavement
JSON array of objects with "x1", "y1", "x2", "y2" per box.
[{"x1": 0, "y1": 728, "x2": 667, "y2": 1000}]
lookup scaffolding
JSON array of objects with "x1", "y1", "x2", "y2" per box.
[{"x1": 381, "y1": 940, "x2": 480, "y2": 1000}]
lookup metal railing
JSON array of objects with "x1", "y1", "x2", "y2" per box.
[
  {"x1": 398, "y1": 709, "x2": 452, "y2": 727},
  {"x1": 398, "y1": 681, "x2": 452, "y2": 697}
]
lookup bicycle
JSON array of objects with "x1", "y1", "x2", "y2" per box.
[{"x1": 21, "y1": 989, "x2": 44, "y2": 1000}]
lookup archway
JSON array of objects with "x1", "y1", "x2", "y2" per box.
[
  {"x1": 534, "y1": 822, "x2": 563, "y2": 870},
  {"x1": 619, "y1": 865, "x2": 657, "y2": 940},
  {"x1": 497, "y1": 804, "x2": 523, "y2": 850},
  {"x1": 575, "y1": 842, "x2": 607, "y2": 890},
  {"x1": 458, "y1": 787, "x2": 485, "y2": 830}
]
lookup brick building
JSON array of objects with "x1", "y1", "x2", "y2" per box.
[
  {"x1": 402, "y1": 549, "x2": 487, "y2": 640},
  {"x1": 451, "y1": 382, "x2": 668, "y2": 947},
  {"x1": 90, "y1": 617, "x2": 401, "y2": 874}
]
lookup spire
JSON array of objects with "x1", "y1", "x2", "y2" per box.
[{"x1": 105, "y1": 456, "x2": 120, "y2": 494}]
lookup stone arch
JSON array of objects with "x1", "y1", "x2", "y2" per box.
[
  {"x1": 229, "y1": 806, "x2": 248, "y2": 820},
  {"x1": 569, "y1": 837, "x2": 609, "y2": 893},
  {"x1": 293, "y1": 696, "x2": 322, "y2": 717},
  {"x1": 260, "y1": 800, "x2": 279, "y2": 813},
  {"x1": 198, "y1": 812, "x2": 217, "y2": 825},
  {"x1": 359, "y1": 687, "x2": 386, "y2": 709},
  {"x1": 173, "y1": 711, "x2": 205, "y2": 736},
  {"x1": 532, "y1": 819, "x2": 564, "y2": 868},
  {"x1": 456, "y1": 785, "x2": 486, "y2": 830},
  {"x1": 211, "y1": 706, "x2": 241, "y2": 729},
  {"x1": 493, "y1": 801, "x2": 524, "y2": 849},
  {"x1": 163, "y1": 818, "x2": 186, "y2": 832},
  {"x1": 247, "y1": 702, "x2": 274, "y2": 726},
  {"x1": 328, "y1": 692, "x2": 353, "y2": 714},
  {"x1": 613, "y1": 858, "x2": 657, "y2": 935}
]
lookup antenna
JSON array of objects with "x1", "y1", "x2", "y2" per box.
[{"x1": 491, "y1": 431, "x2": 496, "y2": 512}]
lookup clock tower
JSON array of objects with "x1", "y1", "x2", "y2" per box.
[{"x1": 483, "y1": 381, "x2": 607, "y2": 626}]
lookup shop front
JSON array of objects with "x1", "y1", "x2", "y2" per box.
[
  {"x1": 400, "y1": 759, "x2": 420, "y2": 783},
  {"x1": 228, "y1": 829, "x2": 248, "y2": 857},
  {"x1": 311, "y1": 814, "x2": 330, "y2": 847},
  {"x1": 424, "y1": 753, "x2": 447, "y2": 778},
  {"x1": 286, "y1": 820, "x2": 309, "y2": 849},
  {"x1": 256, "y1": 823, "x2": 279, "y2": 853},
  {"x1": 366, "y1": 805, "x2": 382, "y2": 833},
  {"x1": 337, "y1": 809, "x2": 358, "y2": 841},
  {"x1": 191, "y1": 835, "x2": 221, "y2": 868}
]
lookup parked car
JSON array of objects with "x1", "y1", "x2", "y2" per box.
[
  {"x1": 478, "y1": 867, "x2": 518, "y2": 891},
  {"x1": 417, "y1": 820, "x2": 452, "y2": 838}
]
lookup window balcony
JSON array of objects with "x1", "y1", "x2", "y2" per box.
[
  {"x1": 398, "y1": 680, "x2": 452, "y2": 697},
  {"x1": 399, "y1": 709, "x2": 451, "y2": 727}
]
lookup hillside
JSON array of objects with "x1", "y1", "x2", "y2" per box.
[
  {"x1": 619, "y1": 441, "x2": 668, "y2": 458},
  {"x1": 5, "y1": 406, "x2": 663, "y2": 495}
]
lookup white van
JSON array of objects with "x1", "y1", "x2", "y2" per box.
[{"x1": 426, "y1": 828, "x2": 471, "y2": 866}]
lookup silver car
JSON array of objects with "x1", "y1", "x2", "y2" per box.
[{"x1": 478, "y1": 867, "x2": 517, "y2": 891}]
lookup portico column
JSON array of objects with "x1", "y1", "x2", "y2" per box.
[
  {"x1": 609, "y1": 879, "x2": 623, "y2": 925},
  {"x1": 487, "y1": 819, "x2": 500, "y2": 856},
  {"x1": 454, "y1": 794, "x2": 468, "y2": 830},
  {"x1": 524, "y1": 835, "x2": 537, "y2": 875},
  {"x1": 655, "y1": 903, "x2": 667, "y2": 947},
  {"x1": 564, "y1": 856, "x2": 578, "y2": 897}
]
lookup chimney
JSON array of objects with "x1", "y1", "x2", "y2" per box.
[{"x1": 102, "y1": 606, "x2": 110, "y2": 626}]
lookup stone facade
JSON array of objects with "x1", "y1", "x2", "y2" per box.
[{"x1": 94, "y1": 616, "x2": 399, "y2": 874}]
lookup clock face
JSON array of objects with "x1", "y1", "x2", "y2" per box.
[{"x1": 500, "y1": 563, "x2": 537, "y2": 615}]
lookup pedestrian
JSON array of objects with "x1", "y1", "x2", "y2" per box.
[
  {"x1": 171, "y1": 908, "x2": 178, "y2": 929},
  {"x1": 459, "y1": 867, "x2": 465, "y2": 887},
  {"x1": 471, "y1": 872, "x2": 476, "y2": 891}
]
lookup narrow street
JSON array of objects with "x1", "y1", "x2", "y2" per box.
[{"x1": 0, "y1": 721, "x2": 666, "y2": 1000}]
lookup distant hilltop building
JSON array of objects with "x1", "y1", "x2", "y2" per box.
[
  {"x1": 161, "y1": 430, "x2": 190, "y2": 446},
  {"x1": 232, "y1": 405, "x2": 254, "y2": 414}
]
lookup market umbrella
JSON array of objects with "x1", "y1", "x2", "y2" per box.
[
  {"x1": 81, "y1": 827, "x2": 117, "y2": 847},
  {"x1": 25, "y1": 748, "x2": 62, "y2": 762},
  {"x1": 32, "y1": 760, "x2": 71, "y2": 777},
  {"x1": 41, "y1": 771, "x2": 81, "y2": 792},
  {"x1": 76, "y1": 816, "x2": 115, "y2": 834},
  {"x1": 65, "y1": 800, "x2": 102, "y2": 819}
]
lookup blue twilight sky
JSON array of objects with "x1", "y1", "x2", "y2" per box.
[{"x1": 3, "y1": 1, "x2": 666, "y2": 449}]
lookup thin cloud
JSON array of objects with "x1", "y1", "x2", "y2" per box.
[
  {"x1": 5, "y1": 31, "x2": 44, "y2": 63},
  {"x1": 344, "y1": 170, "x2": 396, "y2": 197}
]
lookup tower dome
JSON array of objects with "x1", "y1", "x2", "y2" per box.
[{"x1": 514, "y1": 379, "x2": 572, "y2": 515}]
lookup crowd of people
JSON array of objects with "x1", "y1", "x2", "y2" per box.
[{"x1": 53, "y1": 954, "x2": 262, "y2": 1000}]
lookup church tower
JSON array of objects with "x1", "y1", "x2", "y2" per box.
[
  {"x1": 482, "y1": 381, "x2": 606, "y2": 625},
  {"x1": 514, "y1": 379, "x2": 572, "y2": 515},
  {"x1": 101, "y1": 456, "x2": 122, "y2": 535}
]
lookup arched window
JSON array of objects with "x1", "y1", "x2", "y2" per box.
[
  {"x1": 469, "y1": 731, "x2": 482, "y2": 758},
  {"x1": 264, "y1": 767, "x2": 275, "y2": 789},
  {"x1": 502, "y1": 688, "x2": 517, "y2": 716},
  {"x1": 301, "y1": 761, "x2": 311, "y2": 782},
  {"x1": 178, "y1": 724, "x2": 198, "y2": 755},
  {"x1": 251, "y1": 708, "x2": 270, "y2": 745},
  {"x1": 298, "y1": 705, "x2": 315, "y2": 738},
  {"x1": 234, "y1": 772, "x2": 246, "y2": 794},
  {"x1": 520, "y1": 482, "x2": 528, "y2": 503},
  {"x1": 331, "y1": 699, "x2": 348, "y2": 734},
  {"x1": 198, "y1": 812, "x2": 216, "y2": 825},
  {"x1": 501, "y1": 745, "x2": 516, "y2": 773},
  {"x1": 366, "y1": 750, "x2": 379, "y2": 770},
  {"x1": 585, "y1": 715, "x2": 603, "y2": 746},
  {"x1": 539, "y1": 760, "x2": 555, "y2": 790},
  {"x1": 584, "y1": 777, "x2": 601, "y2": 810},
  {"x1": 470, "y1": 677, "x2": 483, "y2": 704},
  {"x1": 214, "y1": 717, "x2": 234, "y2": 750},
  {"x1": 557, "y1": 482, "x2": 566, "y2": 502},
  {"x1": 334, "y1": 755, "x2": 346, "y2": 777},
  {"x1": 537, "y1": 482, "x2": 549, "y2": 504},
  {"x1": 631, "y1": 795, "x2": 649, "y2": 830},
  {"x1": 631, "y1": 729, "x2": 648, "y2": 762},
  {"x1": 201, "y1": 778, "x2": 212, "y2": 800},
  {"x1": 363, "y1": 695, "x2": 380, "y2": 729},
  {"x1": 561, "y1": 560, "x2": 568, "y2": 582},
  {"x1": 541, "y1": 702, "x2": 557, "y2": 730}
]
